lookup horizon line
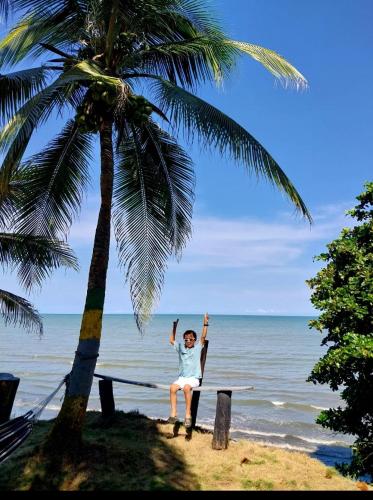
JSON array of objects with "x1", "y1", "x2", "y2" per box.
[{"x1": 39, "y1": 312, "x2": 317, "y2": 317}]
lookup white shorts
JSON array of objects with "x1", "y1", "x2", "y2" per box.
[{"x1": 172, "y1": 377, "x2": 200, "y2": 389}]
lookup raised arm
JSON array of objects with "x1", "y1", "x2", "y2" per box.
[
  {"x1": 200, "y1": 312, "x2": 209, "y2": 345},
  {"x1": 169, "y1": 318, "x2": 179, "y2": 345}
]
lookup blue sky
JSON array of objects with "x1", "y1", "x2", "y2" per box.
[{"x1": 1, "y1": 0, "x2": 372, "y2": 316}]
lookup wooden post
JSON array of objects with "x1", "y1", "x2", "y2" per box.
[
  {"x1": 212, "y1": 390, "x2": 232, "y2": 450},
  {"x1": 191, "y1": 339, "x2": 209, "y2": 428},
  {"x1": 99, "y1": 379, "x2": 115, "y2": 418},
  {"x1": 0, "y1": 373, "x2": 20, "y2": 424}
]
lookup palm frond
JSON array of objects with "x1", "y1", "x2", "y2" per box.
[
  {"x1": 0, "y1": 288, "x2": 42, "y2": 334},
  {"x1": 0, "y1": 232, "x2": 78, "y2": 291},
  {"x1": 0, "y1": 165, "x2": 29, "y2": 229},
  {"x1": 140, "y1": 34, "x2": 236, "y2": 88},
  {"x1": 15, "y1": 119, "x2": 92, "y2": 239},
  {"x1": 0, "y1": 87, "x2": 65, "y2": 205},
  {"x1": 0, "y1": 0, "x2": 14, "y2": 23},
  {"x1": 144, "y1": 120, "x2": 195, "y2": 256},
  {"x1": 113, "y1": 120, "x2": 195, "y2": 330},
  {"x1": 109, "y1": 0, "x2": 235, "y2": 87},
  {"x1": 0, "y1": 67, "x2": 51, "y2": 126},
  {"x1": 0, "y1": 75, "x2": 74, "y2": 188},
  {"x1": 0, "y1": 0, "x2": 78, "y2": 17},
  {"x1": 126, "y1": 0, "x2": 224, "y2": 41},
  {"x1": 152, "y1": 77, "x2": 312, "y2": 222},
  {"x1": 0, "y1": 60, "x2": 120, "y2": 195},
  {"x1": 170, "y1": 0, "x2": 221, "y2": 32},
  {"x1": 70, "y1": 60, "x2": 123, "y2": 88},
  {"x1": 227, "y1": 40, "x2": 308, "y2": 90},
  {"x1": 0, "y1": 60, "x2": 120, "y2": 155},
  {"x1": 0, "y1": 2, "x2": 87, "y2": 69}
]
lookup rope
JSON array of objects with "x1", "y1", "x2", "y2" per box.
[
  {"x1": 0, "y1": 375, "x2": 68, "y2": 465},
  {"x1": 30, "y1": 377, "x2": 67, "y2": 421}
]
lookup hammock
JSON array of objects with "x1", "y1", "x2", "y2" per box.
[{"x1": 0, "y1": 376, "x2": 67, "y2": 465}]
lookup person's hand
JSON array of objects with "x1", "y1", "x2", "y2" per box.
[{"x1": 203, "y1": 313, "x2": 209, "y2": 326}]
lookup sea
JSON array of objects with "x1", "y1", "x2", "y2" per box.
[{"x1": 0, "y1": 314, "x2": 354, "y2": 468}]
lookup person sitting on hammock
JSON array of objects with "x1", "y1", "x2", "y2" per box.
[{"x1": 168, "y1": 313, "x2": 209, "y2": 428}]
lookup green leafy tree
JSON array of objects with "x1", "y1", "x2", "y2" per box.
[
  {"x1": 0, "y1": 169, "x2": 78, "y2": 333},
  {"x1": 0, "y1": 0, "x2": 312, "y2": 448},
  {"x1": 307, "y1": 182, "x2": 373, "y2": 481}
]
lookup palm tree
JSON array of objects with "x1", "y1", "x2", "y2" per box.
[
  {"x1": 0, "y1": 0, "x2": 312, "y2": 448},
  {"x1": 0, "y1": 168, "x2": 78, "y2": 333}
]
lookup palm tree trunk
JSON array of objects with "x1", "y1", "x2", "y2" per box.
[{"x1": 47, "y1": 121, "x2": 114, "y2": 449}]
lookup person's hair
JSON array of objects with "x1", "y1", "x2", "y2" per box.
[{"x1": 183, "y1": 330, "x2": 197, "y2": 340}]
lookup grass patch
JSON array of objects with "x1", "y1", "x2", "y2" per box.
[
  {"x1": 0, "y1": 411, "x2": 369, "y2": 491},
  {"x1": 242, "y1": 479, "x2": 274, "y2": 490},
  {"x1": 325, "y1": 467, "x2": 338, "y2": 479}
]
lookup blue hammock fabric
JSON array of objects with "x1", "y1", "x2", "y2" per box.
[{"x1": 0, "y1": 377, "x2": 67, "y2": 465}]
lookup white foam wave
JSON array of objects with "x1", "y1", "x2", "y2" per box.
[
  {"x1": 293, "y1": 435, "x2": 344, "y2": 446},
  {"x1": 44, "y1": 404, "x2": 97, "y2": 412},
  {"x1": 256, "y1": 441, "x2": 313, "y2": 453},
  {"x1": 270, "y1": 400, "x2": 328, "y2": 411},
  {"x1": 230, "y1": 427, "x2": 287, "y2": 439},
  {"x1": 230, "y1": 426, "x2": 346, "y2": 447}
]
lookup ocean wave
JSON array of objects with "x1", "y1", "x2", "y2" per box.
[
  {"x1": 293, "y1": 435, "x2": 345, "y2": 446},
  {"x1": 230, "y1": 427, "x2": 287, "y2": 439},
  {"x1": 274, "y1": 401, "x2": 328, "y2": 412},
  {"x1": 253, "y1": 441, "x2": 312, "y2": 454},
  {"x1": 229, "y1": 427, "x2": 350, "y2": 452},
  {"x1": 239, "y1": 398, "x2": 328, "y2": 412},
  {"x1": 43, "y1": 404, "x2": 99, "y2": 413},
  {"x1": 14, "y1": 372, "x2": 64, "y2": 379}
]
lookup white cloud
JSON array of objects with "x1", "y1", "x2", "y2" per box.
[
  {"x1": 65, "y1": 200, "x2": 354, "y2": 273},
  {"x1": 168, "y1": 207, "x2": 353, "y2": 271},
  {"x1": 1, "y1": 199, "x2": 351, "y2": 315}
]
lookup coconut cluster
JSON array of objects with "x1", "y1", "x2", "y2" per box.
[
  {"x1": 75, "y1": 82, "x2": 153, "y2": 132},
  {"x1": 125, "y1": 95, "x2": 153, "y2": 126},
  {"x1": 75, "y1": 81, "x2": 116, "y2": 133}
]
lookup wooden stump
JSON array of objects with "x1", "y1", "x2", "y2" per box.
[
  {"x1": 0, "y1": 373, "x2": 20, "y2": 424},
  {"x1": 212, "y1": 390, "x2": 232, "y2": 450},
  {"x1": 99, "y1": 379, "x2": 115, "y2": 418}
]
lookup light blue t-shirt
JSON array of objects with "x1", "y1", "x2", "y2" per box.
[{"x1": 173, "y1": 342, "x2": 203, "y2": 378}]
